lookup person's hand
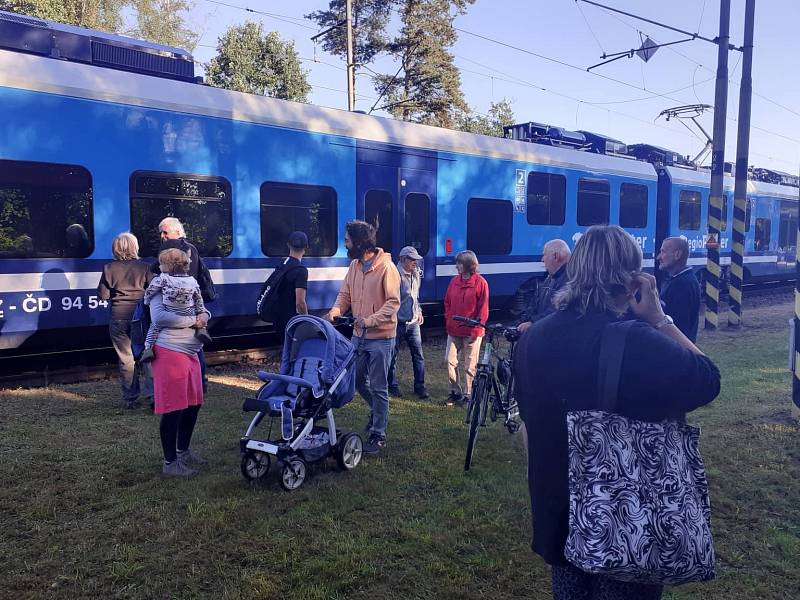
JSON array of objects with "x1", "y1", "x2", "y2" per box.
[
  {"x1": 518, "y1": 321, "x2": 532, "y2": 334},
  {"x1": 322, "y1": 312, "x2": 334, "y2": 322},
  {"x1": 354, "y1": 317, "x2": 367, "y2": 331},
  {"x1": 419, "y1": 314, "x2": 424, "y2": 326},
  {"x1": 628, "y1": 272, "x2": 666, "y2": 326},
  {"x1": 195, "y1": 313, "x2": 209, "y2": 328}
]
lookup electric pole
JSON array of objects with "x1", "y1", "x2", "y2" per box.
[
  {"x1": 729, "y1": 0, "x2": 755, "y2": 328},
  {"x1": 703, "y1": 0, "x2": 731, "y2": 330},
  {"x1": 345, "y1": 0, "x2": 355, "y2": 111}
]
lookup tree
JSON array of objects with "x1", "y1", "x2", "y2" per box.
[
  {"x1": 306, "y1": 1, "x2": 396, "y2": 69},
  {"x1": 0, "y1": 0, "x2": 126, "y2": 32},
  {"x1": 373, "y1": 0, "x2": 475, "y2": 127},
  {"x1": 455, "y1": 99, "x2": 516, "y2": 137},
  {"x1": 129, "y1": 0, "x2": 198, "y2": 51},
  {"x1": 205, "y1": 22, "x2": 311, "y2": 102}
]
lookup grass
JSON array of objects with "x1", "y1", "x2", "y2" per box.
[{"x1": 1, "y1": 302, "x2": 799, "y2": 599}]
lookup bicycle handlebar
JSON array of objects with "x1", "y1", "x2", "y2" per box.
[{"x1": 453, "y1": 316, "x2": 519, "y2": 338}]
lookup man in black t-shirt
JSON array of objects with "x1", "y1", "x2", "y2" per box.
[
  {"x1": 657, "y1": 236, "x2": 701, "y2": 342},
  {"x1": 273, "y1": 231, "x2": 309, "y2": 343}
]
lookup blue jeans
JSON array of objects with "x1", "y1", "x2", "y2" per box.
[
  {"x1": 388, "y1": 322, "x2": 426, "y2": 394},
  {"x1": 354, "y1": 336, "x2": 394, "y2": 437}
]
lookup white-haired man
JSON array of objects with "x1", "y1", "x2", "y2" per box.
[{"x1": 518, "y1": 239, "x2": 571, "y2": 334}]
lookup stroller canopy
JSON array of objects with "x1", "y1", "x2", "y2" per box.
[{"x1": 281, "y1": 315, "x2": 355, "y2": 407}]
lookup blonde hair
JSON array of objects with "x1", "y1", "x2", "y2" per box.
[
  {"x1": 554, "y1": 225, "x2": 642, "y2": 316},
  {"x1": 456, "y1": 250, "x2": 479, "y2": 275},
  {"x1": 158, "y1": 248, "x2": 190, "y2": 274},
  {"x1": 112, "y1": 232, "x2": 139, "y2": 261}
]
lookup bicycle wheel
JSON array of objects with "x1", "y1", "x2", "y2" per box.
[{"x1": 464, "y1": 374, "x2": 490, "y2": 471}]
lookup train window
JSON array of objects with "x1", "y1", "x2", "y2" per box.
[
  {"x1": 754, "y1": 218, "x2": 771, "y2": 251},
  {"x1": 745, "y1": 199, "x2": 752, "y2": 232},
  {"x1": 678, "y1": 190, "x2": 702, "y2": 230},
  {"x1": 0, "y1": 159, "x2": 94, "y2": 258},
  {"x1": 404, "y1": 193, "x2": 430, "y2": 255},
  {"x1": 576, "y1": 178, "x2": 610, "y2": 226},
  {"x1": 131, "y1": 172, "x2": 232, "y2": 257},
  {"x1": 526, "y1": 172, "x2": 566, "y2": 225},
  {"x1": 467, "y1": 198, "x2": 513, "y2": 255},
  {"x1": 260, "y1": 182, "x2": 337, "y2": 257},
  {"x1": 365, "y1": 189, "x2": 393, "y2": 251},
  {"x1": 619, "y1": 183, "x2": 648, "y2": 228},
  {"x1": 779, "y1": 202, "x2": 797, "y2": 250}
]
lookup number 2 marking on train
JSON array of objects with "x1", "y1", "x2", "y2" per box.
[{"x1": 516, "y1": 169, "x2": 526, "y2": 186}]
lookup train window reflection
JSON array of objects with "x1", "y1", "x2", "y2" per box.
[
  {"x1": 745, "y1": 199, "x2": 752, "y2": 233},
  {"x1": 404, "y1": 193, "x2": 429, "y2": 255},
  {"x1": 260, "y1": 182, "x2": 337, "y2": 257},
  {"x1": 619, "y1": 183, "x2": 648, "y2": 228},
  {"x1": 467, "y1": 198, "x2": 512, "y2": 255},
  {"x1": 778, "y1": 201, "x2": 797, "y2": 250},
  {"x1": 678, "y1": 190, "x2": 702, "y2": 230},
  {"x1": 365, "y1": 189, "x2": 393, "y2": 252},
  {"x1": 0, "y1": 159, "x2": 94, "y2": 258},
  {"x1": 577, "y1": 178, "x2": 610, "y2": 226},
  {"x1": 754, "y1": 218, "x2": 771, "y2": 251},
  {"x1": 526, "y1": 172, "x2": 566, "y2": 225},
  {"x1": 130, "y1": 171, "x2": 232, "y2": 257}
]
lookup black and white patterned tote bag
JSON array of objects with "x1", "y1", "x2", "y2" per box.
[{"x1": 564, "y1": 321, "x2": 715, "y2": 585}]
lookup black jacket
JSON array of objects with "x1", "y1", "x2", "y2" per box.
[
  {"x1": 522, "y1": 264, "x2": 568, "y2": 324},
  {"x1": 514, "y1": 307, "x2": 720, "y2": 566},
  {"x1": 660, "y1": 267, "x2": 701, "y2": 342},
  {"x1": 153, "y1": 238, "x2": 201, "y2": 278}
]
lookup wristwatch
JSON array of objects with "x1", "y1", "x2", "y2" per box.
[{"x1": 652, "y1": 314, "x2": 674, "y2": 329}]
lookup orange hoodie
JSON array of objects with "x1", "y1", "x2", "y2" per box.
[{"x1": 330, "y1": 248, "x2": 400, "y2": 339}]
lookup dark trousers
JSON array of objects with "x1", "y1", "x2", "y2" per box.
[
  {"x1": 159, "y1": 405, "x2": 201, "y2": 463},
  {"x1": 387, "y1": 322, "x2": 426, "y2": 393},
  {"x1": 551, "y1": 564, "x2": 663, "y2": 600}
]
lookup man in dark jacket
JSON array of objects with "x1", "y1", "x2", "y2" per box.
[
  {"x1": 155, "y1": 217, "x2": 214, "y2": 390},
  {"x1": 657, "y1": 236, "x2": 701, "y2": 342},
  {"x1": 518, "y1": 239, "x2": 570, "y2": 333}
]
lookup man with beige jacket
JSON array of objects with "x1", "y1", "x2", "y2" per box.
[{"x1": 326, "y1": 220, "x2": 400, "y2": 454}]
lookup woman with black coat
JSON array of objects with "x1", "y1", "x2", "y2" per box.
[{"x1": 514, "y1": 225, "x2": 721, "y2": 600}]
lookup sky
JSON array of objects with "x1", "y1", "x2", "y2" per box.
[{"x1": 187, "y1": 0, "x2": 800, "y2": 174}]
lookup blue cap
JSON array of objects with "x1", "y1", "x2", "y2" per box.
[{"x1": 288, "y1": 231, "x2": 308, "y2": 249}]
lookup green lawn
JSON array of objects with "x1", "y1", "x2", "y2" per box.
[{"x1": 1, "y1": 302, "x2": 798, "y2": 600}]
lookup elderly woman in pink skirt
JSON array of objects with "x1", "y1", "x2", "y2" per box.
[{"x1": 148, "y1": 286, "x2": 210, "y2": 477}]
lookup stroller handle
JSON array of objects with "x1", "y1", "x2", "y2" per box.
[{"x1": 257, "y1": 371, "x2": 316, "y2": 391}]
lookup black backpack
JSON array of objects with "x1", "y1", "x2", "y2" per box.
[
  {"x1": 130, "y1": 299, "x2": 151, "y2": 361},
  {"x1": 256, "y1": 261, "x2": 302, "y2": 322}
]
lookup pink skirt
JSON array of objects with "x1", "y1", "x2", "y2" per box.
[{"x1": 152, "y1": 345, "x2": 203, "y2": 415}]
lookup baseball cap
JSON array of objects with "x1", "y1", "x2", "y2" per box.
[
  {"x1": 399, "y1": 246, "x2": 423, "y2": 260},
  {"x1": 288, "y1": 231, "x2": 309, "y2": 249}
]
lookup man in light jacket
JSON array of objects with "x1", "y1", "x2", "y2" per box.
[
  {"x1": 387, "y1": 246, "x2": 429, "y2": 400},
  {"x1": 326, "y1": 220, "x2": 400, "y2": 454}
]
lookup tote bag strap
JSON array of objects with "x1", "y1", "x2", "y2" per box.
[{"x1": 597, "y1": 320, "x2": 636, "y2": 413}]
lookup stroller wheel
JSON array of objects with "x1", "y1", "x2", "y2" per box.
[
  {"x1": 241, "y1": 451, "x2": 271, "y2": 480},
  {"x1": 335, "y1": 433, "x2": 363, "y2": 470},
  {"x1": 280, "y1": 457, "x2": 307, "y2": 491}
]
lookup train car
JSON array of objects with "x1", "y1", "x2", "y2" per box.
[{"x1": 0, "y1": 11, "x2": 795, "y2": 360}]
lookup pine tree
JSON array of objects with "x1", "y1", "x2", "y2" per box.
[
  {"x1": 373, "y1": 0, "x2": 475, "y2": 127},
  {"x1": 306, "y1": 0, "x2": 395, "y2": 66},
  {"x1": 205, "y1": 21, "x2": 311, "y2": 102}
]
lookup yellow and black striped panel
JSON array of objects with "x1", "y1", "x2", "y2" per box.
[
  {"x1": 705, "y1": 195, "x2": 723, "y2": 329},
  {"x1": 728, "y1": 194, "x2": 747, "y2": 327}
]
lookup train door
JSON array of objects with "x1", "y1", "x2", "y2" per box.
[{"x1": 356, "y1": 144, "x2": 437, "y2": 300}]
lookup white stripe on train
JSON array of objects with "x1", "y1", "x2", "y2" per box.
[{"x1": 0, "y1": 256, "x2": 779, "y2": 293}]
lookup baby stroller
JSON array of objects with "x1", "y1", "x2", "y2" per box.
[{"x1": 240, "y1": 315, "x2": 362, "y2": 491}]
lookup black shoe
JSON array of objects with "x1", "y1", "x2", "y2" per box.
[
  {"x1": 388, "y1": 386, "x2": 402, "y2": 398},
  {"x1": 139, "y1": 347, "x2": 155, "y2": 364},
  {"x1": 416, "y1": 389, "x2": 430, "y2": 400},
  {"x1": 461, "y1": 395, "x2": 470, "y2": 407},
  {"x1": 195, "y1": 327, "x2": 213, "y2": 345},
  {"x1": 446, "y1": 392, "x2": 460, "y2": 406},
  {"x1": 363, "y1": 434, "x2": 386, "y2": 455}
]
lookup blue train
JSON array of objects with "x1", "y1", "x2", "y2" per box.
[{"x1": 0, "y1": 11, "x2": 797, "y2": 357}]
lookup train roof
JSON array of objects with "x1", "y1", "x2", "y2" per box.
[
  {"x1": 0, "y1": 47, "x2": 656, "y2": 181},
  {"x1": 664, "y1": 165, "x2": 798, "y2": 200}
]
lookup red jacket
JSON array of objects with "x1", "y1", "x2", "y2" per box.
[{"x1": 444, "y1": 273, "x2": 489, "y2": 338}]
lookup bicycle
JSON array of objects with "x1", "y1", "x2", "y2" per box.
[{"x1": 453, "y1": 316, "x2": 521, "y2": 471}]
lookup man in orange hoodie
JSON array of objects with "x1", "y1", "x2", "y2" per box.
[{"x1": 326, "y1": 220, "x2": 400, "y2": 454}]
